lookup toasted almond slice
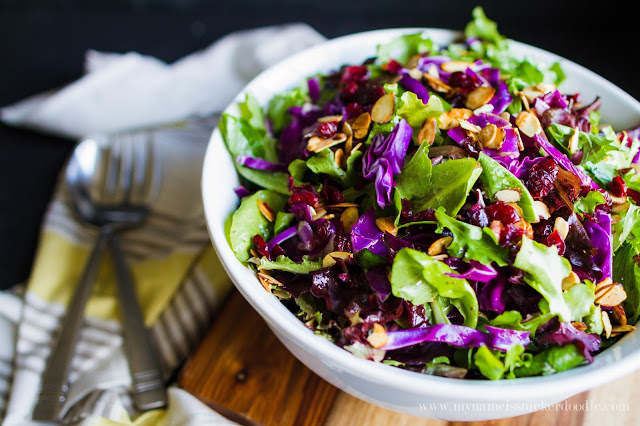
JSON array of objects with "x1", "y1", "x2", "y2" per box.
[
  {"x1": 441, "y1": 60, "x2": 472, "y2": 73},
  {"x1": 595, "y1": 281, "x2": 627, "y2": 307},
  {"x1": 571, "y1": 322, "x2": 587, "y2": 331},
  {"x1": 610, "y1": 194, "x2": 628, "y2": 205},
  {"x1": 371, "y1": 92, "x2": 395, "y2": 123},
  {"x1": 312, "y1": 208, "x2": 327, "y2": 221},
  {"x1": 257, "y1": 272, "x2": 283, "y2": 291},
  {"x1": 335, "y1": 148, "x2": 345, "y2": 168},
  {"x1": 438, "y1": 108, "x2": 474, "y2": 130},
  {"x1": 342, "y1": 121, "x2": 353, "y2": 137},
  {"x1": 478, "y1": 124, "x2": 505, "y2": 149},
  {"x1": 327, "y1": 202, "x2": 359, "y2": 209},
  {"x1": 423, "y1": 72, "x2": 452, "y2": 93},
  {"x1": 351, "y1": 112, "x2": 372, "y2": 139},
  {"x1": 536, "y1": 82, "x2": 556, "y2": 94},
  {"x1": 428, "y1": 236, "x2": 453, "y2": 256},
  {"x1": 521, "y1": 86, "x2": 545, "y2": 103},
  {"x1": 568, "y1": 127, "x2": 580, "y2": 154},
  {"x1": 554, "y1": 217, "x2": 569, "y2": 240},
  {"x1": 516, "y1": 111, "x2": 543, "y2": 137},
  {"x1": 341, "y1": 206, "x2": 359, "y2": 232},
  {"x1": 562, "y1": 271, "x2": 581, "y2": 291},
  {"x1": 366, "y1": 323, "x2": 388, "y2": 348},
  {"x1": 465, "y1": 86, "x2": 496, "y2": 110},
  {"x1": 375, "y1": 217, "x2": 398, "y2": 237},
  {"x1": 602, "y1": 310, "x2": 612, "y2": 338},
  {"x1": 612, "y1": 200, "x2": 631, "y2": 214},
  {"x1": 318, "y1": 115, "x2": 343, "y2": 123},
  {"x1": 408, "y1": 68, "x2": 423, "y2": 80},
  {"x1": 534, "y1": 200, "x2": 551, "y2": 220},
  {"x1": 611, "y1": 324, "x2": 636, "y2": 333},
  {"x1": 474, "y1": 104, "x2": 495, "y2": 115},
  {"x1": 500, "y1": 112, "x2": 511, "y2": 121},
  {"x1": 418, "y1": 117, "x2": 438, "y2": 145},
  {"x1": 322, "y1": 251, "x2": 353, "y2": 268},
  {"x1": 459, "y1": 119, "x2": 482, "y2": 133},
  {"x1": 430, "y1": 254, "x2": 448, "y2": 261},
  {"x1": 514, "y1": 218, "x2": 534, "y2": 239},
  {"x1": 351, "y1": 142, "x2": 363, "y2": 154},
  {"x1": 307, "y1": 133, "x2": 348, "y2": 153},
  {"x1": 250, "y1": 248, "x2": 259, "y2": 258},
  {"x1": 507, "y1": 202, "x2": 524, "y2": 218},
  {"x1": 342, "y1": 122, "x2": 354, "y2": 153},
  {"x1": 612, "y1": 304, "x2": 628, "y2": 326},
  {"x1": 257, "y1": 200, "x2": 275, "y2": 222},
  {"x1": 489, "y1": 220, "x2": 504, "y2": 242},
  {"x1": 514, "y1": 128, "x2": 525, "y2": 151},
  {"x1": 495, "y1": 188, "x2": 522, "y2": 203}
]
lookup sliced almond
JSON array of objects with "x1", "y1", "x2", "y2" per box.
[
  {"x1": 610, "y1": 194, "x2": 628, "y2": 205},
  {"x1": 351, "y1": 142, "x2": 363, "y2": 154},
  {"x1": 478, "y1": 124, "x2": 506, "y2": 149},
  {"x1": 602, "y1": 310, "x2": 612, "y2": 339},
  {"x1": 533, "y1": 200, "x2": 551, "y2": 220},
  {"x1": 423, "y1": 72, "x2": 453, "y2": 93},
  {"x1": 257, "y1": 200, "x2": 275, "y2": 222},
  {"x1": 342, "y1": 122, "x2": 353, "y2": 153},
  {"x1": 516, "y1": 111, "x2": 543, "y2": 137},
  {"x1": 595, "y1": 281, "x2": 627, "y2": 307},
  {"x1": 474, "y1": 104, "x2": 495, "y2": 115},
  {"x1": 536, "y1": 82, "x2": 556, "y2": 94},
  {"x1": 514, "y1": 219, "x2": 534, "y2": 239},
  {"x1": 441, "y1": 60, "x2": 472, "y2": 73},
  {"x1": 553, "y1": 217, "x2": 569, "y2": 240},
  {"x1": 514, "y1": 128, "x2": 525, "y2": 151},
  {"x1": 612, "y1": 200, "x2": 631, "y2": 214},
  {"x1": 612, "y1": 304, "x2": 628, "y2": 326},
  {"x1": 335, "y1": 148, "x2": 345, "y2": 169},
  {"x1": 499, "y1": 112, "x2": 511, "y2": 121},
  {"x1": 562, "y1": 271, "x2": 581, "y2": 291},
  {"x1": 495, "y1": 188, "x2": 522, "y2": 203},
  {"x1": 250, "y1": 248, "x2": 259, "y2": 258},
  {"x1": 371, "y1": 92, "x2": 395, "y2": 123},
  {"x1": 408, "y1": 68, "x2": 423, "y2": 80},
  {"x1": 428, "y1": 236, "x2": 453, "y2": 256},
  {"x1": 521, "y1": 86, "x2": 545, "y2": 103},
  {"x1": 568, "y1": 127, "x2": 580, "y2": 154},
  {"x1": 257, "y1": 272, "x2": 283, "y2": 291},
  {"x1": 438, "y1": 108, "x2": 473, "y2": 130},
  {"x1": 611, "y1": 324, "x2": 636, "y2": 333},
  {"x1": 507, "y1": 202, "x2": 524, "y2": 218},
  {"x1": 322, "y1": 251, "x2": 353, "y2": 268},
  {"x1": 489, "y1": 220, "x2": 504, "y2": 242},
  {"x1": 459, "y1": 120, "x2": 482, "y2": 133},
  {"x1": 327, "y1": 202, "x2": 359, "y2": 209},
  {"x1": 318, "y1": 115, "x2": 343, "y2": 123},
  {"x1": 465, "y1": 86, "x2": 496, "y2": 110},
  {"x1": 366, "y1": 323, "x2": 388, "y2": 348},
  {"x1": 307, "y1": 133, "x2": 347, "y2": 153},
  {"x1": 312, "y1": 208, "x2": 327, "y2": 221},
  {"x1": 350, "y1": 112, "x2": 372, "y2": 139},
  {"x1": 418, "y1": 117, "x2": 438, "y2": 145},
  {"x1": 341, "y1": 207, "x2": 359, "y2": 232},
  {"x1": 375, "y1": 217, "x2": 398, "y2": 237},
  {"x1": 571, "y1": 322, "x2": 587, "y2": 331}
]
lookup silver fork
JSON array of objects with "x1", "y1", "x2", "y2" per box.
[{"x1": 33, "y1": 132, "x2": 167, "y2": 421}]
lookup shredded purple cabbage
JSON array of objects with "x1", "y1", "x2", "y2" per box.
[
  {"x1": 268, "y1": 225, "x2": 297, "y2": 251},
  {"x1": 532, "y1": 133, "x2": 599, "y2": 189},
  {"x1": 399, "y1": 74, "x2": 430, "y2": 104},
  {"x1": 366, "y1": 266, "x2": 392, "y2": 302},
  {"x1": 487, "y1": 81, "x2": 512, "y2": 114},
  {"x1": 351, "y1": 208, "x2": 387, "y2": 256},
  {"x1": 584, "y1": 211, "x2": 612, "y2": 280},
  {"x1": 307, "y1": 77, "x2": 321, "y2": 103},
  {"x1": 236, "y1": 155, "x2": 288, "y2": 172},
  {"x1": 446, "y1": 260, "x2": 498, "y2": 282},
  {"x1": 537, "y1": 322, "x2": 600, "y2": 362}
]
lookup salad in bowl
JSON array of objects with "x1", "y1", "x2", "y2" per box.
[{"x1": 218, "y1": 8, "x2": 640, "y2": 381}]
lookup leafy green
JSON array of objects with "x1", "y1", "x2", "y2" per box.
[
  {"x1": 258, "y1": 255, "x2": 323, "y2": 273},
  {"x1": 435, "y1": 210, "x2": 509, "y2": 266},
  {"x1": 514, "y1": 344, "x2": 585, "y2": 377},
  {"x1": 464, "y1": 6, "x2": 506, "y2": 47},
  {"x1": 489, "y1": 310, "x2": 554, "y2": 334},
  {"x1": 308, "y1": 150, "x2": 362, "y2": 187},
  {"x1": 354, "y1": 249, "x2": 387, "y2": 271},
  {"x1": 266, "y1": 86, "x2": 307, "y2": 133},
  {"x1": 396, "y1": 91, "x2": 444, "y2": 132},
  {"x1": 394, "y1": 143, "x2": 432, "y2": 221},
  {"x1": 563, "y1": 283, "x2": 596, "y2": 322},
  {"x1": 376, "y1": 33, "x2": 434, "y2": 64},
  {"x1": 238, "y1": 93, "x2": 267, "y2": 131},
  {"x1": 228, "y1": 190, "x2": 287, "y2": 262},
  {"x1": 514, "y1": 237, "x2": 572, "y2": 321},
  {"x1": 574, "y1": 191, "x2": 606, "y2": 215},
  {"x1": 477, "y1": 152, "x2": 537, "y2": 222},
  {"x1": 273, "y1": 212, "x2": 295, "y2": 235},
  {"x1": 390, "y1": 248, "x2": 479, "y2": 327},
  {"x1": 612, "y1": 203, "x2": 640, "y2": 252},
  {"x1": 474, "y1": 346, "x2": 506, "y2": 380},
  {"x1": 613, "y1": 242, "x2": 640, "y2": 324}
]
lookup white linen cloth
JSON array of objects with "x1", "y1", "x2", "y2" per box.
[{"x1": 0, "y1": 24, "x2": 325, "y2": 425}]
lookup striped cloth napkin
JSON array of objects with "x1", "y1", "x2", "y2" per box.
[{"x1": 0, "y1": 24, "x2": 325, "y2": 425}]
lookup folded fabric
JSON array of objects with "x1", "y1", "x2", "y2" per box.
[{"x1": 0, "y1": 24, "x2": 325, "y2": 425}]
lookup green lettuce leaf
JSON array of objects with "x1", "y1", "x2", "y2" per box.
[
  {"x1": 228, "y1": 190, "x2": 287, "y2": 262},
  {"x1": 258, "y1": 255, "x2": 323, "y2": 274},
  {"x1": 514, "y1": 344, "x2": 584, "y2": 377},
  {"x1": 464, "y1": 6, "x2": 506, "y2": 47},
  {"x1": 474, "y1": 346, "x2": 506, "y2": 380},
  {"x1": 489, "y1": 310, "x2": 554, "y2": 334},
  {"x1": 396, "y1": 91, "x2": 444, "y2": 131},
  {"x1": 376, "y1": 33, "x2": 434, "y2": 65},
  {"x1": 612, "y1": 203, "x2": 640, "y2": 252},
  {"x1": 514, "y1": 237, "x2": 572, "y2": 321},
  {"x1": 563, "y1": 283, "x2": 596, "y2": 322},
  {"x1": 613, "y1": 242, "x2": 640, "y2": 323},
  {"x1": 435, "y1": 210, "x2": 509, "y2": 266},
  {"x1": 238, "y1": 92, "x2": 267, "y2": 132},
  {"x1": 394, "y1": 143, "x2": 432, "y2": 220},
  {"x1": 478, "y1": 152, "x2": 537, "y2": 222},
  {"x1": 273, "y1": 212, "x2": 295, "y2": 235},
  {"x1": 266, "y1": 86, "x2": 308, "y2": 133},
  {"x1": 390, "y1": 248, "x2": 479, "y2": 327},
  {"x1": 574, "y1": 191, "x2": 606, "y2": 215}
]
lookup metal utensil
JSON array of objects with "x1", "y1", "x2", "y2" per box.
[{"x1": 33, "y1": 133, "x2": 167, "y2": 421}]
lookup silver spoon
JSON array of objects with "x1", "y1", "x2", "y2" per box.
[{"x1": 33, "y1": 133, "x2": 167, "y2": 421}]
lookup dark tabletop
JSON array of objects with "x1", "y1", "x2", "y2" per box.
[{"x1": 0, "y1": 0, "x2": 637, "y2": 289}]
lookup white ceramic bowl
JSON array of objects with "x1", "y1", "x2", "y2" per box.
[{"x1": 202, "y1": 28, "x2": 640, "y2": 421}]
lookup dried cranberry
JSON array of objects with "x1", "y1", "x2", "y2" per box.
[
  {"x1": 341, "y1": 81, "x2": 359, "y2": 101},
  {"x1": 486, "y1": 201, "x2": 520, "y2": 225},
  {"x1": 610, "y1": 175, "x2": 627, "y2": 197},
  {"x1": 399, "y1": 198, "x2": 436, "y2": 224},
  {"x1": 468, "y1": 208, "x2": 490, "y2": 228},
  {"x1": 346, "y1": 103, "x2": 363, "y2": 118},
  {"x1": 317, "y1": 121, "x2": 338, "y2": 138},
  {"x1": 500, "y1": 224, "x2": 525, "y2": 247},
  {"x1": 460, "y1": 138, "x2": 480, "y2": 157},
  {"x1": 314, "y1": 220, "x2": 334, "y2": 248},
  {"x1": 333, "y1": 235, "x2": 352, "y2": 252},
  {"x1": 321, "y1": 184, "x2": 344, "y2": 204},
  {"x1": 271, "y1": 244, "x2": 287, "y2": 258},
  {"x1": 544, "y1": 230, "x2": 566, "y2": 255},
  {"x1": 341, "y1": 65, "x2": 368, "y2": 84},
  {"x1": 289, "y1": 191, "x2": 319, "y2": 208},
  {"x1": 386, "y1": 60, "x2": 402, "y2": 74},
  {"x1": 252, "y1": 234, "x2": 271, "y2": 260},
  {"x1": 532, "y1": 217, "x2": 554, "y2": 241},
  {"x1": 629, "y1": 188, "x2": 640, "y2": 205},
  {"x1": 523, "y1": 158, "x2": 559, "y2": 199},
  {"x1": 448, "y1": 71, "x2": 478, "y2": 93}
]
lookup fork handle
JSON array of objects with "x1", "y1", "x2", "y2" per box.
[
  {"x1": 110, "y1": 234, "x2": 167, "y2": 411},
  {"x1": 32, "y1": 227, "x2": 112, "y2": 421}
]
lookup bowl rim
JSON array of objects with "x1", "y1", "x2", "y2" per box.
[{"x1": 203, "y1": 27, "x2": 640, "y2": 400}]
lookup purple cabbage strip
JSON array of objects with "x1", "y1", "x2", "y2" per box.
[
  {"x1": 399, "y1": 74, "x2": 430, "y2": 104},
  {"x1": 584, "y1": 211, "x2": 612, "y2": 280},
  {"x1": 234, "y1": 186, "x2": 251, "y2": 199},
  {"x1": 468, "y1": 113, "x2": 510, "y2": 129},
  {"x1": 537, "y1": 322, "x2": 600, "y2": 362},
  {"x1": 307, "y1": 77, "x2": 320, "y2": 103},
  {"x1": 541, "y1": 90, "x2": 569, "y2": 109},
  {"x1": 290, "y1": 202, "x2": 315, "y2": 223},
  {"x1": 488, "y1": 81, "x2": 512, "y2": 114},
  {"x1": 383, "y1": 324, "x2": 530, "y2": 352},
  {"x1": 296, "y1": 221, "x2": 315, "y2": 251},
  {"x1": 445, "y1": 260, "x2": 498, "y2": 282},
  {"x1": 481, "y1": 128, "x2": 519, "y2": 159},
  {"x1": 351, "y1": 208, "x2": 387, "y2": 256},
  {"x1": 465, "y1": 67, "x2": 490, "y2": 87},
  {"x1": 532, "y1": 133, "x2": 599, "y2": 189},
  {"x1": 417, "y1": 55, "x2": 451, "y2": 72},
  {"x1": 447, "y1": 126, "x2": 467, "y2": 144},
  {"x1": 365, "y1": 265, "x2": 392, "y2": 302},
  {"x1": 236, "y1": 155, "x2": 288, "y2": 172},
  {"x1": 267, "y1": 225, "x2": 298, "y2": 251},
  {"x1": 479, "y1": 276, "x2": 507, "y2": 314}
]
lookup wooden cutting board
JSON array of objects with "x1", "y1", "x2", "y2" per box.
[{"x1": 178, "y1": 291, "x2": 639, "y2": 425}]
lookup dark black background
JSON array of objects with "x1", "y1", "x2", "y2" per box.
[{"x1": 0, "y1": 0, "x2": 637, "y2": 289}]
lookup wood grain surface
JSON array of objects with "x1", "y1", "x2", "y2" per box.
[{"x1": 179, "y1": 291, "x2": 637, "y2": 426}]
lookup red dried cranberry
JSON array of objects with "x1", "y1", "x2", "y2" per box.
[
  {"x1": 321, "y1": 184, "x2": 344, "y2": 204},
  {"x1": 317, "y1": 121, "x2": 338, "y2": 138},
  {"x1": 448, "y1": 71, "x2": 478, "y2": 93},
  {"x1": 469, "y1": 208, "x2": 490, "y2": 228},
  {"x1": 399, "y1": 198, "x2": 436, "y2": 223},
  {"x1": 341, "y1": 65, "x2": 368, "y2": 84},
  {"x1": 460, "y1": 138, "x2": 480, "y2": 157},
  {"x1": 346, "y1": 103, "x2": 363, "y2": 118},
  {"x1": 544, "y1": 230, "x2": 566, "y2": 255},
  {"x1": 271, "y1": 244, "x2": 287, "y2": 258},
  {"x1": 532, "y1": 218, "x2": 554, "y2": 240},
  {"x1": 341, "y1": 81, "x2": 359, "y2": 101},
  {"x1": 333, "y1": 235, "x2": 352, "y2": 252},
  {"x1": 523, "y1": 157, "x2": 559, "y2": 199},
  {"x1": 289, "y1": 191, "x2": 319, "y2": 208},
  {"x1": 486, "y1": 201, "x2": 519, "y2": 225},
  {"x1": 628, "y1": 188, "x2": 640, "y2": 205},
  {"x1": 252, "y1": 234, "x2": 271, "y2": 260},
  {"x1": 314, "y1": 220, "x2": 333, "y2": 248},
  {"x1": 386, "y1": 60, "x2": 402, "y2": 74},
  {"x1": 500, "y1": 223, "x2": 525, "y2": 247},
  {"x1": 610, "y1": 175, "x2": 627, "y2": 197}
]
